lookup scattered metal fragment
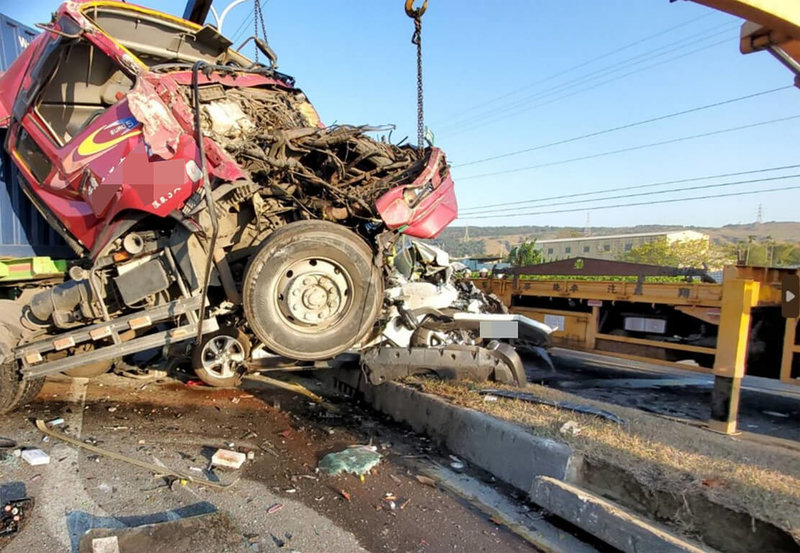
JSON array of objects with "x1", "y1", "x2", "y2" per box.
[
  {"x1": 35, "y1": 419, "x2": 236, "y2": 490},
  {"x1": 478, "y1": 389, "x2": 625, "y2": 425},
  {"x1": 762, "y1": 411, "x2": 790, "y2": 418}
]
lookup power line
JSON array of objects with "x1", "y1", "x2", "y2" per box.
[
  {"x1": 459, "y1": 184, "x2": 800, "y2": 220},
  {"x1": 459, "y1": 163, "x2": 800, "y2": 213},
  {"x1": 230, "y1": 4, "x2": 256, "y2": 44},
  {"x1": 454, "y1": 86, "x2": 789, "y2": 169},
  {"x1": 439, "y1": 23, "x2": 735, "y2": 133},
  {"x1": 461, "y1": 173, "x2": 800, "y2": 217},
  {"x1": 458, "y1": 114, "x2": 800, "y2": 181},
  {"x1": 444, "y1": 34, "x2": 734, "y2": 135},
  {"x1": 432, "y1": 12, "x2": 716, "y2": 126}
]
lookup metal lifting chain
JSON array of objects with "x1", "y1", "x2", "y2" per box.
[
  {"x1": 405, "y1": 0, "x2": 428, "y2": 150},
  {"x1": 254, "y1": 0, "x2": 269, "y2": 64}
]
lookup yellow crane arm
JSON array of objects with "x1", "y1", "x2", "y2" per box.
[{"x1": 688, "y1": 0, "x2": 800, "y2": 77}]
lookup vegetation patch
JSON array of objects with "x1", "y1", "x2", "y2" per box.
[{"x1": 407, "y1": 377, "x2": 800, "y2": 542}]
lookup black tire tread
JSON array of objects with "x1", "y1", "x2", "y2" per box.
[{"x1": 243, "y1": 220, "x2": 382, "y2": 360}]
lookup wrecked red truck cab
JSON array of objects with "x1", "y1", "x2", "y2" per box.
[{"x1": 0, "y1": 1, "x2": 545, "y2": 414}]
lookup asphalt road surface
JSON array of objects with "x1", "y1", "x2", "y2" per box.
[{"x1": 0, "y1": 373, "x2": 538, "y2": 553}]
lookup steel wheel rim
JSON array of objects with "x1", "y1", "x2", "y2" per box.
[{"x1": 275, "y1": 257, "x2": 352, "y2": 331}]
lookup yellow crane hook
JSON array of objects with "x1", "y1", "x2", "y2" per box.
[{"x1": 405, "y1": 0, "x2": 428, "y2": 19}]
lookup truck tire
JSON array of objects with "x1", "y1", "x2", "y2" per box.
[
  {"x1": 243, "y1": 220, "x2": 382, "y2": 361},
  {"x1": 0, "y1": 322, "x2": 43, "y2": 414},
  {"x1": 0, "y1": 366, "x2": 44, "y2": 414}
]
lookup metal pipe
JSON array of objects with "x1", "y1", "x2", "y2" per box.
[
  {"x1": 208, "y1": 0, "x2": 249, "y2": 35},
  {"x1": 192, "y1": 60, "x2": 221, "y2": 346}
]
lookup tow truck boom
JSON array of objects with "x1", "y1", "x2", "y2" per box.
[{"x1": 689, "y1": 0, "x2": 800, "y2": 79}]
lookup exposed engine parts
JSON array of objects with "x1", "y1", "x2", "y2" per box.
[{"x1": 195, "y1": 87, "x2": 432, "y2": 245}]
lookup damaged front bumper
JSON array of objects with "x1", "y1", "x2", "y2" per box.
[{"x1": 360, "y1": 241, "x2": 554, "y2": 388}]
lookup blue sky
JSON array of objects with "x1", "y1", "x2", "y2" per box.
[{"x1": 5, "y1": 0, "x2": 800, "y2": 228}]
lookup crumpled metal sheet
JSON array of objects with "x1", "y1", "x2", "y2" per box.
[{"x1": 126, "y1": 75, "x2": 183, "y2": 159}]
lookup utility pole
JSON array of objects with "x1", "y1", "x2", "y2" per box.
[{"x1": 757, "y1": 203, "x2": 763, "y2": 224}]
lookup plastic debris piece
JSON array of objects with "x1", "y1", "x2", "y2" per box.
[
  {"x1": 449, "y1": 455, "x2": 465, "y2": 472},
  {"x1": 92, "y1": 535, "x2": 120, "y2": 553},
  {"x1": 559, "y1": 421, "x2": 581, "y2": 436},
  {"x1": 46, "y1": 417, "x2": 65, "y2": 426},
  {"x1": 763, "y1": 411, "x2": 789, "y2": 418},
  {"x1": 267, "y1": 503, "x2": 284, "y2": 514},
  {"x1": 415, "y1": 475, "x2": 436, "y2": 487},
  {"x1": 21, "y1": 449, "x2": 50, "y2": 466},
  {"x1": 483, "y1": 395, "x2": 499, "y2": 402},
  {"x1": 338, "y1": 489, "x2": 351, "y2": 501},
  {"x1": 318, "y1": 446, "x2": 381, "y2": 476},
  {"x1": 211, "y1": 449, "x2": 246, "y2": 470}
]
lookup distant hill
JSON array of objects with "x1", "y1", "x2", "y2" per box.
[{"x1": 431, "y1": 221, "x2": 800, "y2": 257}]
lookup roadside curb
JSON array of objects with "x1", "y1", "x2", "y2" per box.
[
  {"x1": 364, "y1": 381, "x2": 581, "y2": 489},
  {"x1": 357, "y1": 380, "x2": 722, "y2": 553},
  {"x1": 531, "y1": 476, "x2": 714, "y2": 553}
]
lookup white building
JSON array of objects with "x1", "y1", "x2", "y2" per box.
[{"x1": 535, "y1": 230, "x2": 708, "y2": 262}]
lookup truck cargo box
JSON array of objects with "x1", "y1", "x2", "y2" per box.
[{"x1": 0, "y1": 13, "x2": 73, "y2": 258}]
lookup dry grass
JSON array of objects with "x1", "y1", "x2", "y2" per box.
[{"x1": 408, "y1": 377, "x2": 800, "y2": 537}]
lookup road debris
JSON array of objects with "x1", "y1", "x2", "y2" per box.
[
  {"x1": 415, "y1": 475, "x2": 436, "y2": 488},
  {"x1": 259, "y1": 440, "x2": 280, "y2": 457},
  {"x1": 46, "y1": 417, "x2": 65, "y2": 426},
  {"x1": 21, "y1": 449, "x2": 50, "y2": 466},
  {"x1": 318, "y1": 445, "x2": 381, "y2": 476},
  {"x1": 77, "y1": 511, "x2": 245, "y2": 552},
  {"x1": 449, "y1": 455, "x2": 465, "y2": 472},
  {"x1": 91, "y1": 536, "x2": 120, "y2": 553},
  {"x1": 338, "y1": 489, "x2": 352, "y2": 502},
  {"x1": 35, "y1": 419, "x2": 237, "y2": 489},
  {"x1": 478, "y1": 389, "x2": 625, "y2": 425},
  {"x1": 762, "y1": 411, "x2": 790, "y2": 418},
  {"x1": 211, "y1": 449, "x2": 246, "y2": 470},
  {"x1": 559, "y1": 421, "x2": 582, "y2": 436},
  {"x1": 267, "y1": 503, "x2": 284, "y2": 514},
  {"x1": 244, "y1": 374, "x2": 325, "y2": 405},
  {"x1": 1, "y1": 498, "x2": 32, "y2": 538}
]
